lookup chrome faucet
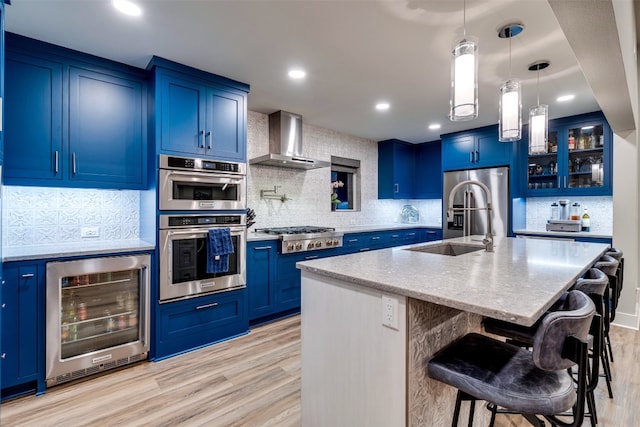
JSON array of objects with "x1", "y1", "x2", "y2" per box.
[{"x1": 447, "y1": 180, "x2": 494, "y2": 252}]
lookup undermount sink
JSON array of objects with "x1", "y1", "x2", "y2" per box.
[{"x1": 406, "y1": 242, "x2": 484, "y2": 256}]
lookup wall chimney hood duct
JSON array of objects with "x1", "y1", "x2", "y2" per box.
[{"x1": 249, "y1": 110, "x2": 330, "y2": 170}]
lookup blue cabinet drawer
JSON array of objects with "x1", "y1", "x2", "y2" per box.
[{"x1": 156, "y1": 289, "x2": 248, "y2": 359}]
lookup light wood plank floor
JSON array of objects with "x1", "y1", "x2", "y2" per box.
[{"x1": 1, "y1": 315, "x2": 637, "y2": 426}]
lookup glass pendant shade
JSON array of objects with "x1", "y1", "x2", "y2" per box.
[
  {"x1": 450, "y1": 38, "x2": 478, "y2": 121},
  {"x1": 499, "y1": 79, "x2": 522, "y2": 142},
  {"x1": 529, "y1": 104, "x2": 548, "y2": 154}
]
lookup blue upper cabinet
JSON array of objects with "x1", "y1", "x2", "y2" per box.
[
  {"x1": 414, "y1": 141, "x2": 442, "y2": 199},
  {"x1": 0, "y1": 0, "x2": 4, "y2": 165},
  {"x1": 3, "y1": 33, "x2": 147, "y2": 189},
  {"x1": 378, "y1": 139, "x2": 415, "y2": 199},
  {"x1": 523, "y1": 111, "x2": 612, "y2": 197},
  {"x1": 68, "y1": 66, "x2": 146, "y2": 186},
  {"x1": 4, "y1": 52, "x2": 63, "y2": 183},
  {"x1": 378, "y1": 139, "x2": 442, "y2": 199},
  {"x1": 149, "y1": 57, "x2": 249, "y2": 162},
  {"x1": 442, "y1": 125, "x2": 511, "y2": 171}
]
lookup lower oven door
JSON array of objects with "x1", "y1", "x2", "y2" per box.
[{"x1": 159, "y1": 226, "x2": 246, "y2": 302}]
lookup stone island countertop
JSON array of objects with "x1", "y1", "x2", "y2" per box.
[{"x1": 297, "y1": 236, "x2": 610, "y2": 327}]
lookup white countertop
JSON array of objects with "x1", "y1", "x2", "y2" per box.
[
  {"x1": 247, "y1": 223, "x2": 442, "y2": 242},
  {"x1": 513, "y1": 229, "x2": 612, "y2": 239},
  {"x1": 2, "y1": 239, "x2": 156, "y2": 262},
  {"x1": 297, "y1": 236, "x2": 610, "y2": 327}
]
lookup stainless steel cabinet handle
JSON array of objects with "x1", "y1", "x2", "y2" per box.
[
  {"x1": 564, "y1": 176, "x2": 567, "y2": 188},
  {"x1": 407, "y1": 233, "x2": 416, "y2": 236},
  {"x1": 253, "y1": 246, "x2": 273, "y2": 251},
  {"x1": 359, "y1": 248, "x2": 370, "y2": 252},
  {"x1": 394, "y1": 184, "x2": 399, "y2": 193},
  {"x1": 347, "y1": 239, "x2": 359, "y2": 243},
  {"x1": 304, "y1": 255, "x2": 319, "y2": 260},
  {"x1": 558, "y1": 176, "x2": 561, "y2": 189},
  {"x1": 1, "y1": 353, "x2": 5, "y2": 359},
  {"x1": 391, "y1": 235, "x2": 400, "y2": 238},
  {"x1": 371, "y1": 236, "x2": 381, "y2": 240},
  {"x1": 470, "y1": 152, "x2": 473, "y2": 163},
  {"x1": 475, "y1": 151, "x2": 480, "y2": 163},
  {"x1": 54, "y1": 151, "x2": 59, "y2": 173},
  {"x1": 206, "y1": 131, "x2": 212, "y2": 150},
  {"x1": 72, "y1": 152, "x2": 77, "y2": 174},
  {"x1": 195, "y1": 302, "x2": 219, "y2": 310},
  {"x1": 21, "y1": 273, "x2": 35, "y2": 278},
  {"x1": 199, "y1": 130, "x2": 205, "y2": 148},
  {"x1": 1, "y1": 304, "x2": 5, "y2": 309}
]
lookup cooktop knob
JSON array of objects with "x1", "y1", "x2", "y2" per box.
[
  {"x1": 333, "y1": 239, "x2": 340, "y2": 245},
  {"x1": 295, "y1": 242, "x2": 303, "y2": 250},
  {"x1": 326, "y1": 239, "x2": 333, "y2": 246},
  {"x1": 307, "y1": 242, "x2": 314, "y2": 250},
  {"x1": 287, "y1": 243, "x2": 294, "y2": 251},
  {"x1": 315, "y1": 241, "x2": 322, "y2": 248}
]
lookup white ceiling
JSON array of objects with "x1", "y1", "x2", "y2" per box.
[{"x1": 5, "y1": 0, "x2": 605, "y2": 143}]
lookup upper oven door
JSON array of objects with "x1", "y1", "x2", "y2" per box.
[
  {"x1": 159, "y1": 169, "x2": 246, "y2": 211},
  {"x1": 159, "y1": 225, "x2": 246, "y2": 302}
]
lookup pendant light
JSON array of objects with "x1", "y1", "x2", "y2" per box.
[
  {"x1": 498, "y1": 23, "x2": 524, "y2": 142},
  {"x1": 449, "y1": 0, "x2": 478, "y2": 122},
  {"x1": 528, "y1": 61, "x2": 550, "y2": 154}
]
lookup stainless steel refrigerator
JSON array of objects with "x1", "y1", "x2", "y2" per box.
[{"x1": 443, "y1": 166, "x2": 510, "y2": 239}]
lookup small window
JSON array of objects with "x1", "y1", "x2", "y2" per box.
[{"x1": 331, "y1": 156, "x2": 360, "y2": 211}]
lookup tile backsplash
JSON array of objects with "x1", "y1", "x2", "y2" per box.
[
  {"x1": 2, "y1": 186, "x2": 141, "y2": 248},
  {"x1": 246, "y1": 111, "x2": 442, "y2": 229},
  {"x1": 524, "y1": 196, "x2": 613, "y2": 234}
]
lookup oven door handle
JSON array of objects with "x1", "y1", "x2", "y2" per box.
[
  {"x1": 164, "y1": 228, "x2": 246, "y2": 238},
  {"x1": 164, "y1": 170, "x2": 245, "y2": 184}
]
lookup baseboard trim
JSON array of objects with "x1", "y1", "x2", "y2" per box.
[{"x1": 612, "y1": 311, "x2": 639, "y2": 330}]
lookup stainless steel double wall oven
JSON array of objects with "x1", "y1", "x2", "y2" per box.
[{"x1": 159, "y1": 155, "x2": 247, "y2": 302}]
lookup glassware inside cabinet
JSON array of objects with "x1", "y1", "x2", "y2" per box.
[
  {"x1": 60, "y1": 269, "x2": 141, "y2": 359},
  {"x1": 527, "y1": 129, "x2": 558, "y2": 190},
  {"x1": 567, "y1": 124, "x2": 604, "y2": 189}
]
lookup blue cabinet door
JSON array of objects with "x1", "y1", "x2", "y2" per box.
[
  {"x1": 156, "y1": 289, "x2": 248, "y2": 359},
  {"x1": 1, "y1": 262, "x2": 44, "y2": 397},
  {"x1": 68, "y1": 66, "x2": 146, "y2": 187},
  {"x1": 4, "y1": 52, "x2": 63, "y2": 182},
  {"x1": 157, "y1": 68, "x2": 247, "y2": 162},
  {"x1": 442, "y1": 135, "x2": 475, "y2": 171},
  {"x1": 247, "y1": 241, "x2": 277, "y2": 320},
  {"x1": 378, "y1": 140, "x2": 415, "y2": 199},
  {"x1": 476, "y1": 131, "x2": 510, "y2": 167},
  {"x1": 206, "y1": 88, "x2": 246, "y2": 162},
  {"x1": 414, "y1": 142, "x2": 442, "y2": 199},
  {"x1": 159, "y1": 73, "x2": 206, "y2": 156}
]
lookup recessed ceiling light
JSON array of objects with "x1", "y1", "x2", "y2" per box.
[
  {"x1": 556, "y1": 94, "x2": 575, "y2": 102},
  {"x1": 428, "y1": 123, "x2": 441, "y2": 130},
  {"x1": 112, "y1": 0, "x2": 142, "y2": 17},
  {"x1": 288, "y1": 69, "x2": 306, "y2": 79},
  {"x1": 375, "y1": 102, "x2": 390, "y2": 111}
]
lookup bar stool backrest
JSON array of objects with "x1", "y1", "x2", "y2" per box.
[
  {"x1": 533, "y1": 290, "x2": 595, "y2": 371},
  {"x1": 606, "y1": 248, "x2": 623, "y2": 261},
  {"x1": 574, "y1": 268, "x2": 608, "y2": 297},
  {"x1": 594, "y1": 254, "x2": 618, "y2": 276}
]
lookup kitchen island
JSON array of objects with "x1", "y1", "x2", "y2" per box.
[{"x1": 297, "y1": 236, "x2": 610, "y2": 426}]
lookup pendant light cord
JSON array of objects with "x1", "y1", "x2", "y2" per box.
[
  {"x1": 536, "y1": 67, "x2": 540, "y2": 105},
  {"x1": 508, "y1": 32, "x2": 512, "y2": 79},
  {"x1": 463, "y1": 0, "x2": 467, "y2": 39}
]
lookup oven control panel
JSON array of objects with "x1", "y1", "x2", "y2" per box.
[
  {"x1": 161, "y1": 154, "x2": 246, "y2": 175},
  {"x1": 162, "y1": 214, "x2": 245, "y2": 228}
]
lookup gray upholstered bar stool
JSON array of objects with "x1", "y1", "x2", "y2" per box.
[
  {"x1": 594, "y1": 254, "x2": 619, "y2": 364},
  {"x1": 606, "y1": 247, "x2": 624, "y2": 302},
  {"x1": 428, "y1": 290, "x2": 595, "y2": 427},
  {"x1": 483, "y1": 269, "x2": 608, "y2": 426}
]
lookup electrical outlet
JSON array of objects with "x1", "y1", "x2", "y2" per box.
[
  {"x1": 382, "y1": 295, "x2": 399, "y2": 330},
  {"x1": 80, "y1": 226, "x2": 100, "y2": 238}
]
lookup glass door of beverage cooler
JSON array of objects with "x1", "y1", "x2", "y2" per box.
[
  {"x1": 46, "y1": 254, "x2": 150, "y2": 387},
  {"x1": 60, "y1": 269, "x2": 141, "y2": 359}
]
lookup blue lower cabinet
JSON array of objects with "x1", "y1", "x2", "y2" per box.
[
  {"x1": 424, "y1": 228, "x2": 443, "y2": 242},
  {"x1": 1, "y1": 262, "x2": 46, "y2": 400},
  {"x1": 155, "y1": 289, "x2": 248, "y2": 359},
  {"x1": 247, "y1": 241, "x2": 277, "y2": 322}
]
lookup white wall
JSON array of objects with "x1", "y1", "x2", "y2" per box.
[{"x1": 246, "y1": 111, "x2": 442, "y2": 230}]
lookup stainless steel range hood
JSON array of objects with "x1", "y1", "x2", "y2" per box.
[{"x1": 249, "y1": 110, "x2": 330, "y2": 170}]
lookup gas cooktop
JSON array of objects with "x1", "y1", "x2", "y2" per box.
[
  {"x1": 256, "y1": 226, "x2": 335, "y2": 235},
  {"x1": 255, "y1": 226, "x2": 343, "y2": 253}
]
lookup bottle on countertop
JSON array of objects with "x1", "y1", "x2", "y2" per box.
[
  {"x1": 568, "y1": 130, "x2": 576, "y2": 150},
  {"x1": 581, "y1": 208, "x2": 590, "y2": 232},
  {"x1": 550, "y1": 202, "x2": 559, "y2": 221}
]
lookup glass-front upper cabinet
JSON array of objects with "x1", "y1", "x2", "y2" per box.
[{"x1": 525, "y1": 111, "x2": 612, "y2": 197}]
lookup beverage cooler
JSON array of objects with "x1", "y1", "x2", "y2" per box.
[{"x1": 45, "y1": 254, "x2": 150, "y2": 387}]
